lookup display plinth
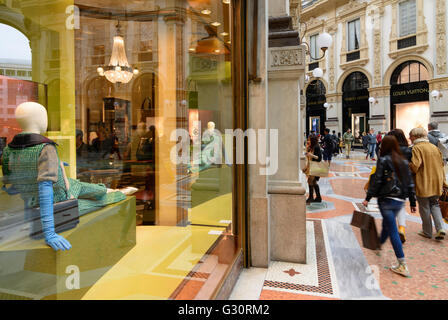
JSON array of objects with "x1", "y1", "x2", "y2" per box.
[{"x1": 0, "y1": 197, "x2": 136, "y2": 300}]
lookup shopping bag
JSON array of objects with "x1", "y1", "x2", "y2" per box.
[
  {"x1": 439, "y1": 188, "x2": 448, "y2": 224},
  {"x1": 351, "y1": 210, "x2": 380, "y2": 250},
  {"x1": 308, "y1": 161, "x2": 329, "y2": 178}
]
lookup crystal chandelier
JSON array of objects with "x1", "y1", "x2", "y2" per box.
[{"x1": 97, "y1": 21, "x2": 138, "y2": 84}]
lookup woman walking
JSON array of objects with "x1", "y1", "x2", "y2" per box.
[
  {"x1": 305, "y1": 135, "x2": 323, "y2": 205},
  {"x1": 363, "y1": 135, "x2": 417, "y2": 277},
  {"x1": 387, "y1": 129, "x2": 413, "y2": 243}
]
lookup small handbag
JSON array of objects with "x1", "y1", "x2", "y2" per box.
[
  {"x1": 309, "y1": 161, "x2": 329, "y2": 178},
  {"x1": 140, "y1": 97, "x2": 155, "y2": 123}
]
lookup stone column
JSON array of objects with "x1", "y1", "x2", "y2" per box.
[{"x1": 267, "y1": 15, "x2": 307, "y2": 264}]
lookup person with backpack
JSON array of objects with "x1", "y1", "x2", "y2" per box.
[
  {"x1": 332, "y1": 130, "x2": 340, "y2": 157},
  {"x1": 428, "y1": 122, "x2": 448, "y2": 165},
  {"x1": 322, "y1": 128, "x2": 335, "y2": 165},
  {"x1": 363, "y1": 135, "x2": 417, "y2": 277}
]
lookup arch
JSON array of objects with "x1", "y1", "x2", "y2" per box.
[
  {"x1": 306, "y1": 79, "x2": 327, "y2": 97},
  {"x1": 384, "y1": 55, "x2": 434, "y2": 86},
  {"x1": 336, "y1": 67, "x2": 372, "y2": 93},
  {"x1": 0, "y1": 22, "x2": 31, "y2": 62},
  {"x1": 390, "y1": 61, "x2": 429, "y2": 85},
  {"x1": 304, "y1": 77, "x2": 328, "y2": 93}
]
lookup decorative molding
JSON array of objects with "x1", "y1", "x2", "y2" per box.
[
  {"x1": 337, "y1": 0, "x2": 368, "y2": 21},
  {"x1": 270, "y1": 47, "x2": 306, "y2": 69},
  {"x1": 436, "y1": 0, "x2": 447, "y2": 75}
]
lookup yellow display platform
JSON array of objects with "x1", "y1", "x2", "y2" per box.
[
  {"x1": 190, "y1": 193, "x2": 232, "y2": 227},
  {"x1": 81, "y1": 225, "x2": 224, "y2": 300}
]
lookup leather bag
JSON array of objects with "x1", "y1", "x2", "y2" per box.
[
  {"x1": 308, "y1": 161, "x2": 329, "y2": 178},
  {"x1": 351, "y1": 210, "x2": 380, "y2": 250},
  {"x1": 0, "y1": 199, "x2": 79, "y2": 245}
]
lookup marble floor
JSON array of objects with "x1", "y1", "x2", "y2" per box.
[{"x1": 230, "y1": 151, "x2": 448, "y2": 300}]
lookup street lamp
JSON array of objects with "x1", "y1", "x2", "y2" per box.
[
  {"x1": 369, "y1": 97, "x2": 378, "y2": 105},
  {"x1": 312, "y1": 67, "x2": 324, "y2": 78},
  {"x1": 431, "y1": 90, "x2": 443, "y2": 100},
  {"x1": 324, "y1": 103, "x2": 333, "y2": 110},
  {"x1": 299, "y1": 22, "x2": 333, "y2": 60}
]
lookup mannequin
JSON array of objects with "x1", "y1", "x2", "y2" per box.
[
  {"x1": 2, "y1": 102, "x2": 136, "y2": 251},
  {"x1": 201, "y1": 121, "x2": 222, "y2": 168}
]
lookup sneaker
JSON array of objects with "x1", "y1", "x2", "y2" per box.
[
  {"x1": 435, "y1": 230, "x2": 446, "y2": 241},
  {"x1": 418, "y1": 230, "x2": 432, "y2": 239},
  {"x1": 390, "y1": 263, "x2": 410, "y2": 278},
  {"x1": 398, "y1": 226, "x2": 406, "y2": 244}
]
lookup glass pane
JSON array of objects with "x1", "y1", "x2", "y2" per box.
[{"x1": 0, "y1": 0, "x2": 238, "y2": 300}]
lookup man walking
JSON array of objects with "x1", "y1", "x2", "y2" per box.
[
  {"x1": 366, "y1": 129, "x2": 377, "y2": 161},
  {"x1": 409, "y1": 127, "x2": 447, "y2": 241},
  {"x1": 322, "y1": 128, "x2": 334, "y2": 165},
  {"x1": 428, "y1": 122, "x2": 446, "y2": 146},
  {"x1": 343, "y1": 128, "x2": 354, "y2": 159}
]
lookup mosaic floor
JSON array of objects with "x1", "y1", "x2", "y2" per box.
[{"x1": 230, "y1": 151, "x2": 448, "y2": 300}]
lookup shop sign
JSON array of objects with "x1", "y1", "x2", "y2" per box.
[{"x1": 391, "y1": 81, "x2": 429, "y2": 104}]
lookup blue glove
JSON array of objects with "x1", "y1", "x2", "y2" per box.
[{"x1": 38, "y1": 181, "x2": 72, "y2": 251}]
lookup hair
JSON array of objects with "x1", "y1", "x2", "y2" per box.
[
  {"x1": 333, "y1": 130, "x2": 336, "y2": 134},
  {"x1": 388, "y1": 129, "x2": 409, "y2": 147},
  {"x1": 409, "y1": 127, "x2": 428, "y2": 139},
  {"x1": 380, "y1": 135, "x2": 405, "y2": 182},
  {"x1": 428, "y1": 121, "x2": 439, "y2": 130},
  {"x1": 324, "y1": 128, "x2": 330, "y2": 134},
  {"x1": 308, "y1": 135, "x2": 319, "y2": 151},
  {"x1": 76, "y1": 129, "x2": 83, "y2": 139}
]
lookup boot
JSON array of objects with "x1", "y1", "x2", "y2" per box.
[
  {"x1": 312, "y1": 184, "x2": 322, "y2": 203},
  {"x1": 306, "y1": 185, "x2": 314, "y2": 205}
]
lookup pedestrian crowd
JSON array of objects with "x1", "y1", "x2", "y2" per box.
[{"x1": 305, "y1": 121, "x2": 448, "y2": 278}]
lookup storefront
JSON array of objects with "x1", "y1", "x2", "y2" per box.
[
  {"x1": 306, "y1": 80, "x2": 326, "y2": 136},
  {"x1": 342, "y1": 71, "x2": 369, "y2": 146},
  {"x1": 390, "y1": 61, "x2": 430, "y2": 136},
  {"x1": 0, "y1": 0, "x2": 247, "y2": 300}
]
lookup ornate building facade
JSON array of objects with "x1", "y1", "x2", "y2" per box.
[{"x1": 294, "y1": 0, "x2": 448, "y2": 145}]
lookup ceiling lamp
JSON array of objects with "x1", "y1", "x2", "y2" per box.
[
  {"x1": 201, "y1": 9, "x2": 211, "y2": 14},
  {"x1": 191, "y1": 25, "x2": 230, "y2": 56},
  {"x1": 223, "y1": 0, "x2": 230, "y2": 4},
  {"x1": 98, "y1": 21, "x2": 138, "y2": 84},
  {"x1": 211, "y1": 21, "x2": 221, "y2": 27}
]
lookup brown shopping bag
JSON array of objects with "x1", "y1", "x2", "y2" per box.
[
  {"x1": 351, "y1": 210, "x2": 380, "y2": 250},
  {"x1": 439, "y1": 189, "x2": 448, "y2": 224}
]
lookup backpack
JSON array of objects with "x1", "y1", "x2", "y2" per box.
[
  {"x1": 437, "y1": 136, "x2": 448, "y2": 160},
  {"x1": 330, "y1": 135, "x2": 338, "y2": 151}
]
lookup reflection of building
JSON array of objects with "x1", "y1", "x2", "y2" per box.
[{"x1": 296, "y1": 0, "x2": 448, "y2": 139}]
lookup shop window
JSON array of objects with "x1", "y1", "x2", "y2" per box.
[
  {"x1": 343, "y1": 71, "x2": 369, "y2": 92},
  {"x1": 391, "y1": 61, "x2": 429, "y2": 85}
]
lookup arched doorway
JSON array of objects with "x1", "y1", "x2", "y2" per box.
[
  {"x1": 342, "y1": 71, "x2": 369, "y2": 146},
  {"x1": 390, "y1": 61, "x2": 430, "y2": 135},
  {"x1": 306, "y1": 80, "x2": 326, "y2": 136}
]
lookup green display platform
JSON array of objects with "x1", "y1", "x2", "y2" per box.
[{"x1": 0, "y1": 197, "x2": 136, "y2": 300}]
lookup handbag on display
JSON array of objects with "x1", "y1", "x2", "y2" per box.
[
  {"x1": 351, "y1": 210, "x2": 380, "y2": 250},
  {"x1": 439, "y1": 188, "x2": 448, "y2": 224},
  {"x1": 0, "y1": 199, "x2": 79, "y2": 245},
  {"x1": 308, "y1": 161, "x2": 329, "y2": 177}
]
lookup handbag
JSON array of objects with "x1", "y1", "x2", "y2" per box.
[
  {"x1": 351, "y1": 210, "x2": 380, "y2": 250},
  {"x1": 309, "y1": 161, "x2": 329, "y2": 178},
  {"x1": 439, "y1": 188, "x2": 448, "y2": 224},
  {"x1": 0, "y1": 199, "x2": 79, "y2": 245}
]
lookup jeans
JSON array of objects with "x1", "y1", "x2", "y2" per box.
[
  {"x1": 378, "y1": 198, "x2": 405, "y2": 259},
  {"x1": 416, "y1": 196, "x2": 445, "y2": 237},
  {"x1": 367, "y1": 143, "x2": 376, "y2": 159}
]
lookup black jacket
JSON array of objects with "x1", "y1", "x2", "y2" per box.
[
  {"x1": 311, "y1": 144, "x2": 322, "y2": 162},
  {"x1": 366, "y1": 154, "x2": 416, "y2": 207},
  {"x1": 399, "y1": 145, "x2": 412, "y2": 162}
]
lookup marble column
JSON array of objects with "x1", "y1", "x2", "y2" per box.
[{"x1": 267, "y1": 15, "x2": 307, "y2": 264}]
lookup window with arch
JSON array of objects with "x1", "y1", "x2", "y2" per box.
[
  {"x1": 342, "y1": 71, "x2": 369, "y2": 92},
  {"x1": 306, "y1": 80, "x2": 326, "y2": 98},
  {"x1": 390, "y1": 61, "x2": 429, "y2": 85}
]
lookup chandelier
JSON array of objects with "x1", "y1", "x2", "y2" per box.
[{"x1": 97, "y1": 21, "x2": 139, "y2": 84}]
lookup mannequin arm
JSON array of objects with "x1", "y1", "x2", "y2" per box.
[{"x1": 38, "y1": 181, "x2": 72, "y2": 251}]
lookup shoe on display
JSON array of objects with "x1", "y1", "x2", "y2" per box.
[
  {"x1": 418, "y1": 230, "x2": 432, "y2": 239},
  {"x1": 390, "y1": 263, "x2": 410, "y2": 278},
  {"x1": 435, "y1": 229, "x2": 446, "y2": 241},
  {"x1": 398, "y1": 226, "x2": 406, "y2": 244}
]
